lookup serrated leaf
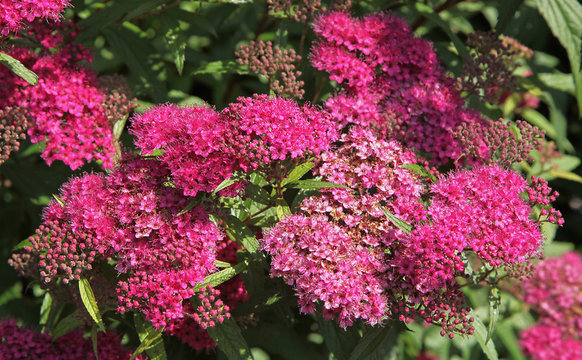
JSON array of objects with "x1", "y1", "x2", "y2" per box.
[
  {"x1": 495, "y1": 0, "x2": 524, "y2": 33},
  {"x1": 206, "y1": 318, "x2": 253, "y2": 360},
  {"x1": 281, "y1": 161, "x2": 313, "y2": 187},
  {"x1": 550, "y1": 154, "x2": 581, "y2": 172},
  {"x1": 275, "y1": 198, "x2": 290, "y2": 221},
  {"x1": 132, "y1": 313, "x2": 167, "y2": 360},
  {"x1": 52, "y1": 194, "x2": 66, "y2": 207},
  {"x1": 192, "y1": 60, "x2": 248, "y2": 75},
  {"x1": 413, "y1": 3, "x2": 470, "y2": 60},
  {"x1": 471, "y1": 313, "x2": 499, "y2": 360},
  {"x1": 487, "y1": 287, "x2": 501, "y2": 344},
  {"x1": 52, "y1": 311, "x2": 82, "y2": 339},
  {"x1": 537, "y1": 72, "x2": 576, "y2": 95},
  {"x1": 400, "y1": 163, "x2": 437, "y2": 182},
  {"x1": 194, "y1": 262, "x2": 246, "y2": 291},
  {"x1": 286, "y1": 179, "x2": 351, "y2": 190},
  {"x1": 381, "y1": 207, "x2": 413, "y2": 234},
  {"x1": 214, "y1": 260, "x2": 232, "y2": 268},
  {"x1": 0, "y1": 52, "x2": 38, "y2": 85},
  {"x1": 533, "y1": 0, "x2": 582, "y2": 117},
  {"x1": 79, "y1": 277, "x2": 105, "y2": 332},
  {"x1": 222, "y1": 215, "x2": 260, "y2": 253}
]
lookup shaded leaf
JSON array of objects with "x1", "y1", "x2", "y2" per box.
[
  {"x1": 222, "y1": 215, "x2": 260, "y2": 253},
  {"x1": 161, "y1": 15, "x2": 187, "y2": 75},
  {"x1": 206, "y1": 318, "x2": 253, "y2": 360},
  {"x1": 281, "y1": 161, "x2": 314, "y2": 187},
  {"x1": 349, "y1": 325, "x2": 399, "y2": 360},
  {"x1": 133, "y1": 313, "x2": 167, "y2": 360},
  {"x1": 193, "y1": 60, "x2": 248, "y2": 75},
  {"x1": 52, "y1": 311, "x2": 82, "y2": 339},
  {"x1": 471, "y1": 313, "x2": 499, "y2": 360},
  {"x1": 275, "y1": 198, "x2": 290, "y2": 221},
  {"x1": 487, "y1": 287, "x2": 501, "y2": 344},
  {"x1": 381, "y1": 207, "x2": 413, "y2": 234}
]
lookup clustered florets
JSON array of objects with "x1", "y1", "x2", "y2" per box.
[
  {"x1": 0, "y1": 319, "x2": 143, "y2": 360},
  {"x1": 0, "y1": 21, "x2": 135, "y2": 169},
  {"x1": 131, "y1": 94, "x2": 337, "y2": 196},
  {"x1": 0, "y1": 0, "x2": 70, "y2": 35},
  {"x1": 310, "y1": 11, "x2": 486, "y2": 164},
  {"x1": 236, "y1": 41, "x2": 304, "y2": 98},
  {"x1": 520, "y1": 252, "x2": 582, "y2": 359}
]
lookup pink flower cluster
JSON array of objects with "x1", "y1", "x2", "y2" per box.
[
  {"x1": 310, "y1": 11, "x2": 485, "y2": 164},
  {"x1": 0, "y1": 0, "x2": 70, "y2": 35},
  {"x1": 263, "y1": 129, "x2": 471, "y2": 331},
  {"x1": 520, "y1": 252, "x2": 582, "y2": 355},
  {"x1": 12, "y1": 157, "x2": 222, "y2": 329},
  {"x1": 0, "y1": 319, "x2": 143, "y2": 360},
  {"x1": 0, "y1": 21, "x2": 135, "y2": 169},
  {"x1": 0, "y1": 106, "x2": 30, "y2": 165},
  {"x1": 131, "y1": 95, "x2": 337, "y2": 196}
]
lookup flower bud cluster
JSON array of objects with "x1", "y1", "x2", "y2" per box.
[
  {"x1": 310, "y1": 11, "x2": 486, "y2": 164},
  {"x1": 0, "y1": 0, "x2": 70, "y2": 35},
  {"x1": 0, "y1": 319, "x2": 144, "y2": 360},
  {"x1": 520, "y1": 252, "x2": 582, "y2": 359},
  {"x1": 0, "y1": 106, "x2": 29, "y2": 165},
  {"x1": 192, "y1": 285, "x2": 232, "y2": 329},
  {"x1": 266, "y1": 0, "x2": 350, "y2": 23},
  {"x1": 527, "y1": 176, "x2": 564, "y2": 225},
  {"x1": 236, "y1": 40, "x2": 304, "y2": 98},
  {"x1": 459, "y1": 31, "x2": 521, "y2": 104},
  {"x1": 453, "y1": 118, "x2": 544, "y2": 166}
]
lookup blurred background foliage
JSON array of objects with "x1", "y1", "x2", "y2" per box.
[{"x1": 1, "y1": 0, "x2": 582, "y2": 359}]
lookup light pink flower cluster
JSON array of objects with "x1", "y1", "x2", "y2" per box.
[
  {"x1": 521, "y1": 325, "x2": 582, "y2": 360},
  {"x1": 0, "y1": 21, "x2": 135, "y2": 169},
  {"x1": 310, "y1": 11, "x2": 485, "y2": 164},
  {"x1": 0, "y1": 0, "x2": 70, "y2": 35},
  {"x1": 131, "y1": 95, "x2": 337, "y2": 196},
  {"x1": 0, "y1": 319, "x2": 143, "y2": 360},
  {"x1": 521, "y1": 252, "x2": 582, "y2": 342}
]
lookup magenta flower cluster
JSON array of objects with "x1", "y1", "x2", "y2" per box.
[
  {"x1": 0, "y1": 0, "x2": 70, "y2": 35},
  {"x1": 520, "y1": 252, "x2": 582, "y2": 359},
  {"x1": 310, "y1": 11, "x2": 485, "y2": 164},
  {"x1": 0, "y1": 319, "x2": 143, "y2": 360},
  {"x1": 0, "y1": 21, "x2": 134, "y2": 169},
  {"x1": 263, "y1": 128, "x2": 552, "y2": 334},
  {"x1": 131, "y1": 94, "x2": 337, "y2": 196}
]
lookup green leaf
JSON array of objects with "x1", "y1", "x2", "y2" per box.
[
  {"x1": 413, "y1": 3, "x2": 471, "y2": 60},
  {"x1": 275, "y1": 198, "x2": 291, "y2": 221},
  {"x1": 286, "y1": 179, "x2": 351, "y2": 190},
  {"x1": 177, "y1": 199, "x2": 197, "y2": 216},
  {"x1": 12, "y1": 238, "x2": 32, "y2": 251},
  {"x1": 112, "y1": 115, "x2": 129, "y2": 142},
  {"x1": 222, "y1": 215, "x2": 260, "y2": 253},
  {"x1": 192, "y1": 60, "x2": 248, "y2": 75},
  {"x1": 52, "y1": 194, "x2": 66, "y2": 207},
  {"x1": 486, "y1": 287, "x2": 501, "y2": 344},
  {"x1": 521, "y1": 108, "x2": 557, "y2": 139},
  {"x1": 78, "y1": 277, "x2": 105, "y2": 332},
  {"x1": 537, "y1": 72, "x2": 576, "y2": 95},
  {"x1": 495, "y1": 0, "x2": 525, "y2": 33},
  {"x1": 548, "y1": 169, "x2": 582, "y2": 183},
  {"x1": 380, "y1": 207, "x2": 413, "y2": 234},
  {"x1": 161, "y1": 15, "x2": 187, "y2": 75},
  {"x1": 132, "y1": 313, "x2": 167, "y2": 360},
  {"x1": 213, "y1": 172, "x2": 245, "y2": 194},
  {"x1": 91, "y1": 325, "x2": 99, "y2": 360},
  {"x1": 471, "y1": 313, "x2": 499, "y2": 360},
  {"x1": 39, "y1": 292, "x2": 53, "y2": 331},
  {"x1": 349, "y1": 325, "x2": 399, "y2": 360},
  {"x1": 317, "y1": 318, "x2": 360, "y2": 360},
  {"x1": 544, "y1": 241, "x2": 575, "y2": 257},
  {"x1": 0, "y1": 52, "x2": 38, "y2": 85},
  {"x1": 399, "y1": 163, "x2": 437, "y2": 182},
  {"x1": 206, "y1": 318, "x2": 253, "y2": 360},
  {"x1": 214, "y1": 260, "x2": 232, "y2": 268},
  {"x1": 533, "y1": 0, "x2": 582, "y2": 117},
  {"x1": 194, "y1": 262, "x2": 246, "y2": 291},
  {"x1": 281, "y1": 161, "x2": 314, "y2": 187},
  {"x1": 52, "y1": 311, "x2": 82, "y2": 339}
]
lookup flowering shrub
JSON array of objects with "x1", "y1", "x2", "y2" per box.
[{"x1": 1, "y1": 1, "x2": 581, "y2": 359}]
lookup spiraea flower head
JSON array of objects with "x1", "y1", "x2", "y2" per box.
[
  {"x1": 0, "y1": 0, "x2": 71, "y2": 35},
  {"x1": 310, "y1": 11, "x2": 487, "y2": 164},
  {"x1": 0, "y1": 106, "x2": 30, "y2": 165}
]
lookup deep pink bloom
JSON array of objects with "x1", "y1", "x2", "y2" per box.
[
  {"x1": 521, "y1": 325, "x2": 582, "y2": 360},
  {"x1": 311, "y1": 11, "x2": 486, "y2": 164},
  {"x1": 0, "y1": 0, "x2": 70, "y2": 35}
]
